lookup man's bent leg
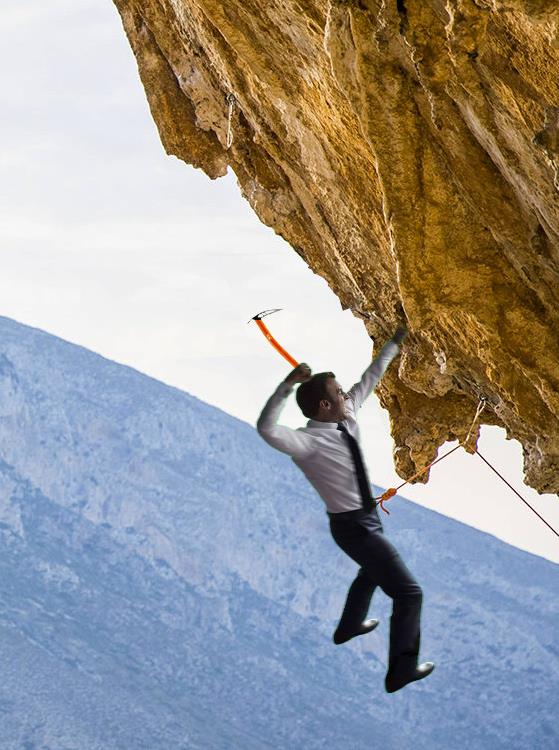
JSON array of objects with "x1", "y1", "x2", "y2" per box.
[{"x1": 334, "y1": 567, "x2": 377, "y2": 640}]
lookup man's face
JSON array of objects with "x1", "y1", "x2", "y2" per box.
[{"x1": 322, "y1": 378, "x2": 349, "y2": 421}]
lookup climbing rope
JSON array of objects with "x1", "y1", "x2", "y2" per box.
[
  {"x1": 374, "y1": 397, "x2": 487, "y2": 513},
  {"x1": 374, "y1": 398, "x2": 559, "y2": 541},
  {"x1": 474, "y1": 449, "x2": 559, "y2": 539},
  {"x1": 226, "y1": 93, "x2": 235, "y2": 149}
]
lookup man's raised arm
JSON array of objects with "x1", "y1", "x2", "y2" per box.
[
  {"x1": 256, "y1": 363, "x2": 316, "y2": 460},
  {"x1": 346, "y1": 326, "x2": 408, "y2": 412}
]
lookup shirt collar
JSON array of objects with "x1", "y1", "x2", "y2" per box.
[{"x1": 306, "y1": 418, "x2": 339, "y2": 429}]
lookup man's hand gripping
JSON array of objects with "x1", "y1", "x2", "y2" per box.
[{"x1": 284, "y1": 363, "x2": 312, "y2": 387}]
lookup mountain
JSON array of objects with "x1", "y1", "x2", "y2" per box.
[{"x1": 0, "y1": 315, "x2": 557, "y2": 749}]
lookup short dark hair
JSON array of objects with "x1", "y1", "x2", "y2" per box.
[{"x1": 296, "y1": 371, "x2": 336, "y2": 419}]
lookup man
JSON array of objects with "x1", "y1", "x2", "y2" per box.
[{"x1": 256, "y1": 325, "x2": 434, "y2": 693}]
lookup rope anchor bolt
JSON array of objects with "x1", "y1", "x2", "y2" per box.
[{"x1": 226, "y1": 93, "x2": 235, "y2": 149}]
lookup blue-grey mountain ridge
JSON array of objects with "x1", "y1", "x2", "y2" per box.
[{"x1": 0, "y1": 315, "x2": 557, "y2": 749}]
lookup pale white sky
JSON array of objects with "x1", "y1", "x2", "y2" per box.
[{"x1": 1, "y1": 1, "x2": 558, "y2": 563}]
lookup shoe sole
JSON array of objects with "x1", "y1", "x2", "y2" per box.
[
  {"x1": 385, "y1": 663, "x2": 435, "y2": 693},
  {"x1": 333, "y1": 620, "x2": 379, "y2": 645}
]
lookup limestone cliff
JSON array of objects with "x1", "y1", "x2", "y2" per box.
[{"x1": 112, "y1": 0, "x2": 559, "y2": 495}]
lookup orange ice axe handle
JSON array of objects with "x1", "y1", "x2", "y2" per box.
[
  {"x1": 249, "y1": 309, "x2": 300, "y2": 369},
  {"x1": 255, "y1": 319, "x2": 299, "y2": 368}
]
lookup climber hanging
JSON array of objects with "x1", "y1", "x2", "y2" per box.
[
  {"x1": 252, "y1": 307, "x2": 558, "y2": 691},
  {"x1": 253, "y1": 313, "x2": 434, "y2": 692}
]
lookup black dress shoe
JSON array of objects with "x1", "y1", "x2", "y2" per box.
[
  {"x1": 385, "y1": 662, "x2": 435, "y2": 693},
  {"x1": 333, "y1": 618, "x2": 379, "y2": 645}
]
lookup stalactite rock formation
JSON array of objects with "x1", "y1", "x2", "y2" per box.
[{"x1": 112, "y1": 0, "x2": 559, "y2": 495}]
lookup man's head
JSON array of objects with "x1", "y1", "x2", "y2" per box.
[{"x1": 295, "y1": 372, "x2": 350, "y2": 422}]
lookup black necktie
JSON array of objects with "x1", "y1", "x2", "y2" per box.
[{"x1": 337, "y1": 423, "x2": 374, "y2": 512}]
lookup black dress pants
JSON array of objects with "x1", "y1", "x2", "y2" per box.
[{"x1": 328, "y1": 507, "x2": 423, "y2": 679}]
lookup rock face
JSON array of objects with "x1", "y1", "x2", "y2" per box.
[{"x1": 112, "y1": 0, "x2": 559, "y2": 494}]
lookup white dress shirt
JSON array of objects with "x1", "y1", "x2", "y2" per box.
[{"x1": 256, "y1": 338, "x2": 401, "y2": 513}]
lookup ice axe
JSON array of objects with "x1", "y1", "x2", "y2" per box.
[{"x1": 248, "y1": 309, "x2": 299, "y2": 368}]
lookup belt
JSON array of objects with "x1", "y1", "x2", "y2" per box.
[{"x1": 327, "y1": 508, "x2": 370, "y2": 520}]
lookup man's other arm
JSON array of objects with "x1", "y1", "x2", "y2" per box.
[
  {"x1": 256, "y1": 363, "x2": 315, "y2": 460},
  {"x1": 346, "y1": 326, "x2": 408, "y2": 412}
]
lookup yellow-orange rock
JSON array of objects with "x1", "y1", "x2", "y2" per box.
[{"x1": 112, "y1": 0, "x2": 559, "y2": 495}]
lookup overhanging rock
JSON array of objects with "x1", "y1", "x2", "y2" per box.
[{"x1": 112, "y1": 0, "x2": 559, "y2": 494}]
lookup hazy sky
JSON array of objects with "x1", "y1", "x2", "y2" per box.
[{"x1": 1, "y1": 1, "x2": 558, "y2": 563}]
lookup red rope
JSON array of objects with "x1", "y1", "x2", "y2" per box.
[
  {"x1": 374, "y1": 399, "x2": 487, "y2": 514},
  {"x1": 375, "y1": 444, "x2": 462, "y2": 514}
]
